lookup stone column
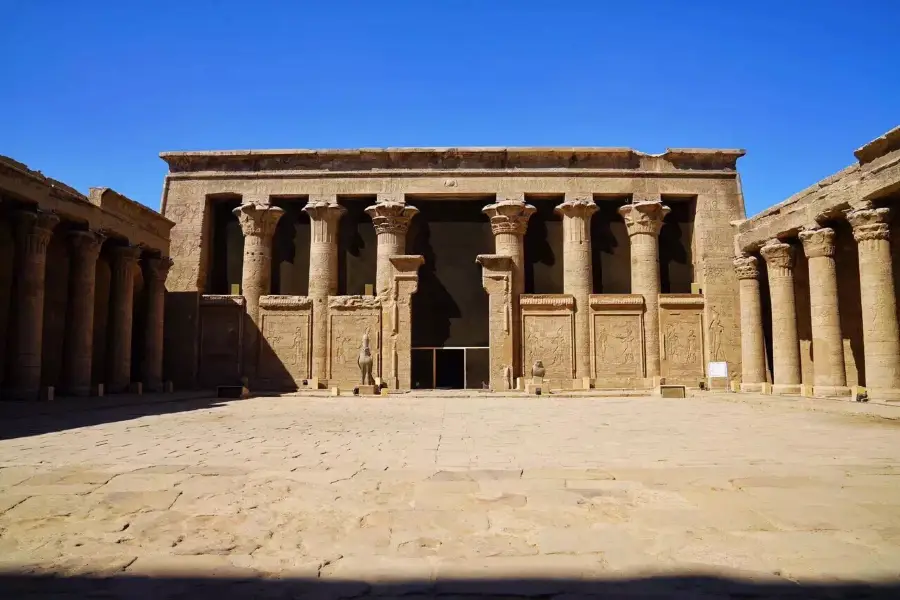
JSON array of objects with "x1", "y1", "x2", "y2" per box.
[
  {"x1": 846, "y1": 204, "x2": 900, "y2": 401},
  {"x1": 798, "y1": 227, "x2": 849, "y2": 397},
  {"x1": 483, "y1": 198, "x2": 535, "y2": 378},
  {"x1": 365, "y1": 199, "x2": 419, "y2": 297},
  {"x1": 619, "y1": 200, "x2": 670, "y2": 381},
  {"x1": 233, "y1": 202, "x2": 284, "y2": 380},
  {"x1": 142, "y1": 256, "x2": 173, "y2": 392},
  {"x1": 8, "y1": 210, "x2": 59, "y2": 399},
  {"x1": 304, "y1": 197, "x2": 345, "y2": 381},
  {"x1": 63, "y1": 230, "x2": 105, "y2": 396},
  {"x1": 477, "y1": 254, "x2": 515, "y2": 390},
  {"x1": 760, "y1": 238, "x2": 801, "y2": 394},
  {"x1": 108, "y1": 245, "x2": 142, "y2": 393},
  {"x1": 555, "y1": 194, "x2": 597, "y2": 381},
  {"x1": 733, "y1": 255, "x2": 767, "y2": 392}
]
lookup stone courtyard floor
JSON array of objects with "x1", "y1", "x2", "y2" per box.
[{"x1": 0, "y1": 391, "x2": 899, "y2": 598}]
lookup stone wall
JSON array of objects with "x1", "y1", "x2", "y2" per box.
[
  {"x1": 257, "y1": 296, "x2": 312, "y2": 390},
  {"x1": 328, "y1": 296, "x2": 382, "y2": 387},
  {"x1": 519, "y1": 295, "x2": 575, "y2": 380},
  {"x1": 659, "y1": 294, "x2": 706, "y2": 386},
  {"x1": 589, "y1": 294, "x2": 645, "y2": 388}
]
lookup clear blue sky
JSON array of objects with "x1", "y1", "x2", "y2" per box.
[{"x1": 3, "y1": 1, "x2": 898, "y2": 216}]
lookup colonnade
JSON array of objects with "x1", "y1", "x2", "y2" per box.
[
  {"x1": 232, "y1": 194, "x2": 673, "y2": 385},
  {"x1": 4, "y1": 208, "x2": 172, "y2": 399},
  {"x1": 734, "y1": 202, "x2": 900, "y2": 401}
]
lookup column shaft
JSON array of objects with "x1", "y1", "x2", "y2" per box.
[
  {"x1": 760, "y1": 239, "x2": 801, "y2": 393},
  {"x1": 9, "y1": 210, "x2": 59, "y2": 399},
  {"x1": 63, "y1": 230, "x2": 104, "y2": 396},
  {"x1": 108, "y1": 245, "x2": 141, "y2": 392},
  {"x1": 847, "y1": 205, "x2": 900, "y2": 400},
  {"x1": 734, "y1": 256, "x2": 767, "y2": 390},
  {"x1": 365, "y1": 200, "x2": 418, "y2": 297},
  {"x1": 305, "y1": 199, "x2": 345, "y2": 381},
  {"x1": 143, "y1": 257, "x2": 173, "y2": 392},
  {"x1": 619, "y1": 200, "x2": 669, "y2": 381},
  {"x1": 234, "y1": 202, "x2": 284, "y2": 381},
  {"x1": 556, "y1": 195, "x2": 597, "y2": 380},
  {"x1": 799, "y1": 228, "x2": 848, "y2": 396}
]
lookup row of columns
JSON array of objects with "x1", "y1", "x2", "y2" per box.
[
  {"x1": 231, "y1": 194, "x2": 673, "y2": 383},
  {"x1": 735, "y1": 202, "x2": 900, "y2": 401},
  {"x1": 5, "y1": 208, "x2": 171, "y2": 399}
]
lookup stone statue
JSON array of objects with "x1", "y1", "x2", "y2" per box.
[
  {"x1": 504, "y1": 365, "x2": 512, "y2": 390},
  {"x1": 532, "y1": 360, "x2": 545, "y2": 378},
  {"x1": 358, "y1": 328, "x2": 374, "y2": 385}
]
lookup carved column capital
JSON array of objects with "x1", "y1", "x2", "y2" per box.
[
  {"x1": 618, "y1": 201, "x2": 670, "y2": 237},
  {"x1": 555, "y1": 196, "x2": 598, "y2": 220},
  {"x1": 733, "y1": 255, "x2": 760, "y2": 280},
  {"x1": 233, "y1": 203, "x2": 284, "y2": 239},
  {"x1": 69, "y1": 230, "x2": 106, "y2": 261},
  {"x1": 144, "y1": 256, "x2": 174, "y2": 283},
  {"x1": 365, "y1": 202, "x2": 419, "y2": 235},
  {"x1": 846, "y1": 205, "x2": 891, "y2": 242},
  {"x1": 14, "y1": 209, "x2": 59, "y2": 255},
  {"x1": 760, "y1": 239, "x2": 795, "y2": 272},
  {"x1": 482, "y1": 201, "x2": 536, "y2": 236},
  {"x1": 798, "y1": 227, "x2": 836, "y2": 258}
]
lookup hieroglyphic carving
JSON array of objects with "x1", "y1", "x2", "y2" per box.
[
  {"x1": 329, "y1": 311, "x2": 381, "y2": 384},
  {"x1": 659, "y1": 298, "x2": 705, "y2": 383},
  {"x1": 521, "y1": 314, "x2": 574, "y2": 380},
  {"x1": 259, "y1": 312, "x2": 310, "y2": 384},
  {"x1": 593, "y1": 314, "x2": 643, "y2": 377}
]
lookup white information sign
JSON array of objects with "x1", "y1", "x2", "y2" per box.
[{"x1": 708, "y1": 361, "x2": 729, "y2": 379}]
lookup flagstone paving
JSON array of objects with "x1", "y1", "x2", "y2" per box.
[{"x1": 0, "y1": 392, "x2": 899, "y2": 595}]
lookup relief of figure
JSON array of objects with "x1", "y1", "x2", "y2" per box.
[
  {"x1": 708, "y1": 307, "x2": 724, "y2": 361},
  {"x1": 358, "y1": 328, "x2": 374, "y2": 385}
]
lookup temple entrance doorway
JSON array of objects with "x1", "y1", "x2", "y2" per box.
[{"x1": 407, "y1": 198, "x2": 493, "y2": 389}]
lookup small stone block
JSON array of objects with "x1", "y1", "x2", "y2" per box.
[
  {"x1": 760, "y1": 382, "x2": 773, "y2": 395},
  {"x1": 800, "y1": 384, "x2": 814, "y2": 398},
  {"x1": 525, "y1": 383, "x2": 543, "y2": 395},
  {"x1": 41, "y1": 386, "x2": 54, "y2": 402},
  {"x1": 516, "y1": 377, "x2": 524, "y2": 391},
  {"x1": 659, "y1": 385, "x2": 686, "y2": 399},
  {"x1": 374, "y1": 377, "x2": 383, "y2": 387},
  {"x1": 164, "y1": 381, "x2": 174, "y2": 393},
  {"x1": 690, "y1": 282, "x2": 704, "y2": 294},
  {"x1": 729, "y1": 380, "x2": 740, "y2": 393},
  {"x1": 93, "y1": 383, "x2": 105, "y2": 397},
  {"x1": 129, "y1": 382, "x2": 143, "y2": 395},
  {"x1": 330, "y1": 386, "x2": 340, "y2": 396},
  {"x1": 356, "y1": 384, "x2": 378, "y2": 396},
  {"x1": 531, "y1": 376, "x2": 544, "y2": 385},
  {"x1": 306, "y1": 377, "x2": 320, "y2": 390},
  {"x1": 582, "y1": 377, "x2": 592, "y2": 390}
]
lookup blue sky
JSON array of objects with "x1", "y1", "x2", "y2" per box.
[{"x1": 2, "y1": 1, "x2": 898, "y2": 216}]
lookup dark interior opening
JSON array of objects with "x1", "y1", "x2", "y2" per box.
[
  {"x1": 337, "y1": 197, "x2": 376, "y2": 296},
  {"x1": 659, "y1": 197, "x2": 695, "y2": 294},
  {"x1": 435, "y1": 348, "x2": 465, "y2": 389},
  {"x1": 524, "y1": 198, "x2": 563, "y2": 294},
  {"x1": 407, "y1": 199, "x2": 493, "y2": 348},
  {"x1": 591, "y1": 197, "x2": 631, "y2": 293},
  {"x1": 270, "y1": 198, "x2": 310, "y2": 295},
  {"x1": 411, "y1": 349, "x2": 434, "y2": 390},
  {"x1": 207, "y1": 196, "x2": 242, "y2": 295}
]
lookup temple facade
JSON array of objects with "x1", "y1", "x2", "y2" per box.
[
  {"x1": 0, "y1": 156, "x2": 174, "y2": 400},
  {"x1": 160, "y1": 147, "x2": 745, "y2": 392},
  {"x1": 733, "y1": 126, "x2": 900, "y2": 402}
]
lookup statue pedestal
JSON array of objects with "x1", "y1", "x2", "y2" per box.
[{"x1": 356, "y1": 385, "x2": 378, "y2": 396}]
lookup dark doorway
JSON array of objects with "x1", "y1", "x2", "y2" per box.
[
  {"x1": 436, "y1": 348, "x2": 465, "y2": 389},
  {"x1": 411, "y1": 349, "x2": 434, "y2": 390}
]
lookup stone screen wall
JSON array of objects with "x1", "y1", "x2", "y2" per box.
[
  {"x1": 257, "y1": 296, "x2": 312, "y2": 390},
  {"x1": 328, "y1": 296, "x2": 382, "y2": 387},
  {"x1": 590, "y1": 294, "x2": 645, "y2": 388},
  {"x1": 659, "y1": 294, "x2": 706, "y2": 386},
  {"x1": 198, "y1": 295, "x2": 244, "y2": 387},
  {"x1": 520, "y1": 295, "x2": 575, "y2": 381}
]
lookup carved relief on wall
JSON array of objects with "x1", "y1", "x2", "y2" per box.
[
  {"x1": 329, "y1": 311, "x2": 381, "y2": 385},
  {"x1": 659, "y1": 295, "x2": 705, "y2": 382},
  {"x1": 198, "y1": 304, "x2": 243, "y2": 386},
  {"x1": 259, "y1": 312, "x2": 310, "y2": 384},
  {"x1": 521, "y1": 312, "x2": 574, "y2": 380},
  {"x1": 592, "y1": 314, "x2": 644, "y2": 377}
]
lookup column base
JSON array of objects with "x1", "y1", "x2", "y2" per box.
[
  {"x1": 813, "y1": 385, "x2": 852, "y2": 398},
  {"x1": 740, "y1": 382, "x2": 765, "y2": 393},
  {"x1": 865, "y1": 388, "x2": 900, "y2": 402},
  {"x1": 772, "y1": 384, "x2": 802, "y2": 395}
]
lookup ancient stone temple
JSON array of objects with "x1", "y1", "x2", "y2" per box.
[
  {"x1": 733, "y1": 126, "x2": 900, "y2": 402},
  {"x1": 160, "y1": 147, "x2": 745, "y2": 392},
  {"x1": 0, "y1": 157, "x2": 174, "y2": 400}
]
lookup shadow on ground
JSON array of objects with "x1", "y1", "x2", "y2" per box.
[
  {"x1": 0, "y1": 393, "x2": 225, "y2": 440},
  {"x1": 0, "y1": 574, "x2": 898, "y2": 599}
]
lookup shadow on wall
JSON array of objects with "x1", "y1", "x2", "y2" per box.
[
  {"x1": 0, "y1": 574, "x2": 897, "y2": 599},
  {"x1": 409, "y1": 219, "x2": 458, "y2": 347}
]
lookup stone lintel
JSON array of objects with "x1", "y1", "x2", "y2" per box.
[
  {"x1": 200, "y1": 294, "x2": 246, "y2": 307},
  {"x1": 520, "y1": 294, "x2": 575, "y2": 309},
  {"x1": 389, "y1": 254, "x2": 425, "y2": 273},
  {"x1": 259, "y1": 295, "x2": 313, "y2": 310},
  {"x1": 329, "y1": 295, "x2": 382, "y2": 310},
  {"x1": 658, "y1": 294, "x2": 705, "y2": 308},
  {"x1": 589, "y1": 294, "x2": 644, "y2": 309}
]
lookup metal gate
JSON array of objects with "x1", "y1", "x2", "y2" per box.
[{"x1": 411, "y1": 346, "x2": 490, "y2": 389}]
